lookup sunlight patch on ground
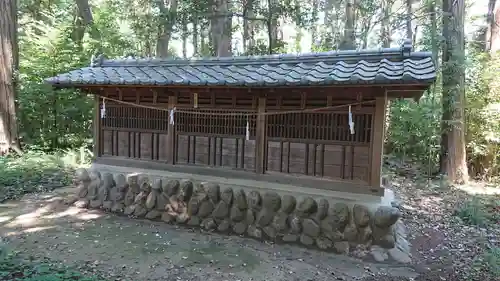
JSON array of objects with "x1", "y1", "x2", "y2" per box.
[
  {"x1": 454, "y1": 182, "x2": 500, "y2": 195},
  {"x1": 76, "y1": 212, "x2": 103, "y2": 220},
  {"x1": 0, "y1": 216, "x2": 12, "y2": 223},
  {"x1": 22, "y1": 225, "x2": 57, "y2": 233},
  {"x1": 43, "y1": 207, "x2": 83, "y2": 219},
  {"x1": 4, "y1": 225, "x2": 57, "y2": 237}
]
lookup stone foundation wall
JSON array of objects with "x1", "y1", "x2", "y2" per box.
[{"x1": 67, "y1": 168, "x2": 411, "y2": 263}]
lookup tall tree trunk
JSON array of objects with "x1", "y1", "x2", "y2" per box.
[
  {"x1": 210, "y1": 0, "x2": 232, "y2": 57},
  {"x1": 156, "y1": 0, "x2": 178, "y2": 58},
  {"x1": 243, "y1": 0, "x2": 256, "y2": 53},
  {"x1": 406, "y1": 0, "x2": 413, "y2": 40},
  {"x1": 486, "y1": 0, "x2": 500, "y2": 52},
  {"x1": 0, "y1": 0, "x2": 21, "y2": 154},
  {"x1": 267, "y1": 0, "x2": 279, "y2": 54},
  {"x1": 380, "y1": 0, "x2": 392, "y2": 48},
  {"x1": 74, "y1": 0, "x2": 102, "y2": 50},
  {"x1": 440, "y1": 0, "x2": 468, "y2": 183},
  {"x1": 323, "y1": 0, "x2": 335, "y2": 48},
  {"x1": 339, "y1": 0, "x2": 356, "y2": 50},
  {"x1": 293, "y1": 0, "x2": 302, "y2": 52},
  {"x1": 310, "y1": 0, "x2": 319, "y2": 49}
]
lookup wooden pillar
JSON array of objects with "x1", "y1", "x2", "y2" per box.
[
  {"x1": 369, "y1": 96, "x2": 388, "y2": 187},
  {"x1": 93, "y1": 95, "x2": 101, "y2": 158},
  {"x1": 167, "y1": 95, "x2": 177, "y2": 164},
  {"x1": 255, "y1": 97, "x2": 267, "y2": 174}
]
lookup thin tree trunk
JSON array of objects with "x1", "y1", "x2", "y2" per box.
[
  {"x1": 192, "y1": 17, "x2": 199, "y2": 56},
  {"x1": 182, "y1": 15, "x2": 188, "y2": 58},
  {"x1": 441, "y1": 0, "x2": 468, "y2": 183},
  {"x1": 0, "y1": 0, "x2": 21, "y2": 154}
]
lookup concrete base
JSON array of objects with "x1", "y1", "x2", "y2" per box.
[{"x1": 91, "y1": 163, "x2": 396, "y2": 212}]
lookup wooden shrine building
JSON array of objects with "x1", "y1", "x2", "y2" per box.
[{"x1": 46, "y1": 40, "x2": 436, "y2": 196}]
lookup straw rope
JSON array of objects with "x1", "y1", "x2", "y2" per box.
[{"x1": 95, "y1": 93, "x2": 375, "y2": 117}]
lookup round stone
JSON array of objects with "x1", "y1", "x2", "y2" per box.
[
  {"x1": 234, "y1": 189, "x2": 248, "y2": 210},
  {"x1": 262, "y1": 191, "x2": 281, "y2": 212},
  {"x1": 388, "y1": 247, "x2": 411, "y2": 264},
  {"x1": 230, "y1": 206, "x2": 245, "y2": 222},
  {"x1": 212, "y1": 201, "x2": 230, "y2": 219},
  {"x1": 280, "y1": 195, "x2": 297, "y2": 214},
  {"x1": 198, "y1": 200, "x2": 215, "y2": 218},
  {"x1": 333, "y1": 241, "x2": 350, "y2": 254},
  {"x1": 220, "y1": 188, "x2": 234, "y2": 204},
  {"x1": 299, "y1": 234, "x2": 314, "y2": 246},
  {"x1": 282, "y1": 234, "x2": 298, "y2": 243},
  {"x1": 233, "y1": 222, "x2": 247, "y2": 234},
  {"x1": 247, "y1": 191, "x2": 262, "y2": 210},
  {"x1": 316, "y1": 237, "x2": 333, "y2": 250},
  {"x1": 374, "y1": 206, "x2": 401, "y2": 227},
  {"x1": 297, "y1": 197, "x2": 318, "y2": 216},
  {"x1": 75, "y1": 168, "x2": 90, "y2": 181},
  {"x1": 353, "y1": 204, "x2": 371, "y2": 227},
  {"x1": 302, "y1": 218, "x2": 320, "y2": 237}
]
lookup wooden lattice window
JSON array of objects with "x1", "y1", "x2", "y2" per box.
[
  {"x1": 175, "y1": 109, "x2": 257, "y2": 137},
  {"x1": 267, "y1": 112, "x2": 372, "y2": 143},
  {"x1": 101, "y1": 105, "x2": 169, "y2": 131}
]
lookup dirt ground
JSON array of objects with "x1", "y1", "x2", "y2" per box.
[{"x1": 0, "y1": 187, "x2": 418, "y2": 281}]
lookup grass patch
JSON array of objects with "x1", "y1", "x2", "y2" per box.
[
  {"x1": 484, "y1": 247, "x2": 500, "y2": 278},
  {"x1": 0, "y1": 255, "x2": 108, "y2": 281},
  {"x1": 455, "y1": 195, "x2": 500, "y2": 227},
  {"x1": 0, "y1": 148, "x2": 91, "y2": 202}
]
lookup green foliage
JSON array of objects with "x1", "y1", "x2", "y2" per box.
[
  {"x1": 0, "y1": 148, "x2": 91, "y2": 202},
  {"x1": 385, "y1": 94, "x2": 442, "y2": 174},
  {"x1": 484, "y1": 247, "x2": 500, "y2": 277},
  {"x1": 465, "y1": 51, "x2": 500, "y2": 180},
  {"x1": 0, "y1": 255, "x2": 108, "y2": 281},
  {"x1": 455, "y1": 196, "x2": 499, "y2": 227}
]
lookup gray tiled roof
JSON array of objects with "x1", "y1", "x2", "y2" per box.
[{"x1": 45, "y1": 40, "x2": 436, "y2": 88}]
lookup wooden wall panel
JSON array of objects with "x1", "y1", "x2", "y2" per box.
[
  {"x1": 158, "y1": 134, "x2": 169, "y2": 161},
  {"x1": 117, "y1": 132, "x2": 129, "y2": 157},
  {"x1": 102, "y1": 130, "x2": 113, "y2": 156},
  {"x1": 244, "y1": 139, "x2": 256, "y2": 171},
  {"x1": 140, "y1": 133, "x2": 153, "y2": 159},
  {"x1": 176, "y1": 134, "x2": 255, "y2": 171},
  {"x1": 267, "y1": 141, "x2": 370, "y2": 183}
]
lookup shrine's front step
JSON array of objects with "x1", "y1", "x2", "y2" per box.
[{"x1": 67, "y1": 164, "x2": 412, "y2": 264}]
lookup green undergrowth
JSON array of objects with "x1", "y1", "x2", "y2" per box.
[
  {"x1": 470, "y1": 247, "x2": 500, "y2": 279},
  {"x1": 455, "y1": 195, "x2": 500, "y2": 227},
  {"x1": 0, "y1": 148, "x2": 92, "y2": 202},
  {"x1": 0, "y1": 254, "x2": 108, "y2": 281}
]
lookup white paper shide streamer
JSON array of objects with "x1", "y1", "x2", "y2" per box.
[
  {"x1": 100, "y1": 97, "x2": 106, "y2": 119},
  {"x1": 348, "y1": 105, "x2": 355, "y2": 134},
  {"x1": 245, "y1": 116, "x2": 250, "y2": 141},
  {"x1": 169, "y1": 107, "x2": 176, "y2": 125}
]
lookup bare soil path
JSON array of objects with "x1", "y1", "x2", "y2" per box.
[{"x1": 0, "y1": 188, "x2": 417, "y2": 281}]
